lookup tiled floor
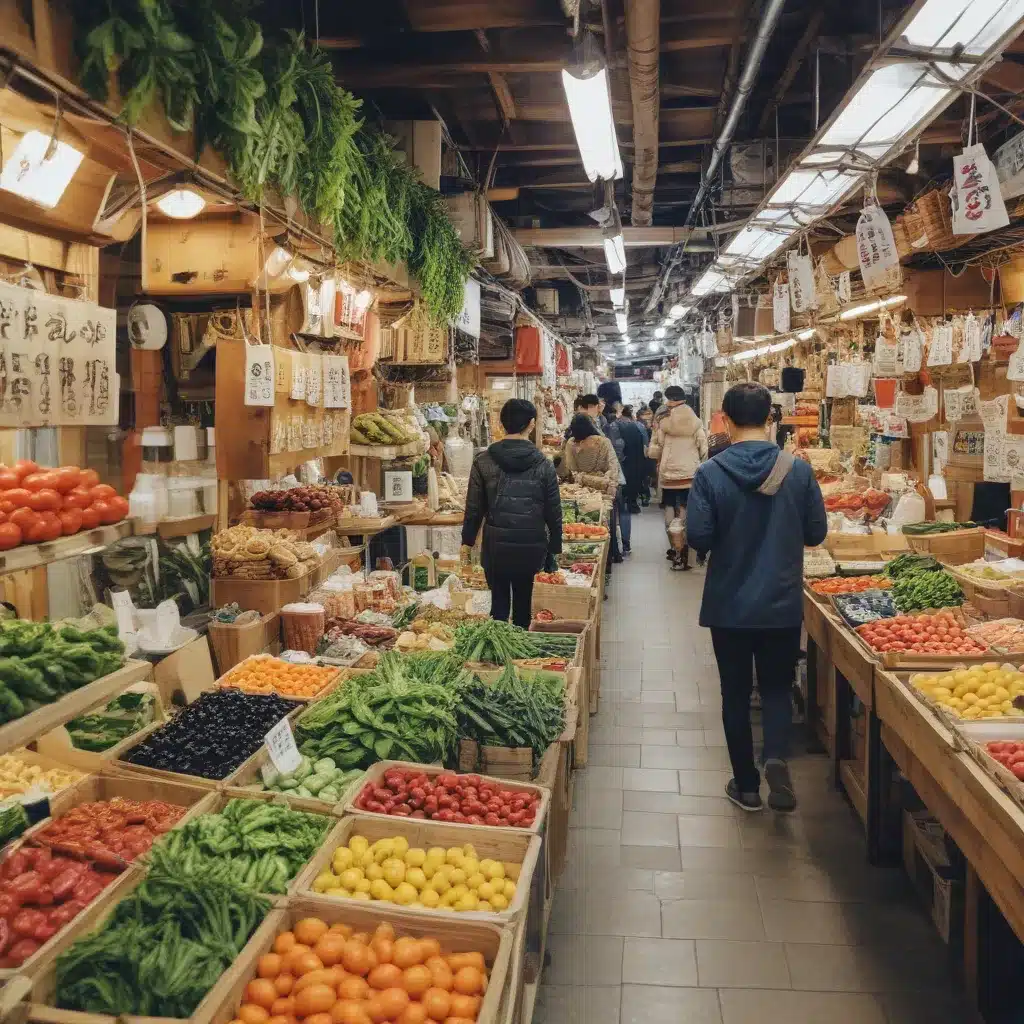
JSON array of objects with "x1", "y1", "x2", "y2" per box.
[{"x1": 535, "y1": 509, "x2": 978, "y2": 1024}]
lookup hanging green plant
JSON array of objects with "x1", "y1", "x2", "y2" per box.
[{"x1": 408, "y1": 183, "x2": 475, "y2": 323}]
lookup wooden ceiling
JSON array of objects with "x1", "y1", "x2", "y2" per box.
[{"x1": 278, "y1": 0, "x2": 1024, "y2": 347}]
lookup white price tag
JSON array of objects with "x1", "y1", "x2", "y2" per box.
[
  {"x1": 264, "y1": 717, "x2": 301, "y2": 774},
  {"x1": 323, "y1": 355, "x2": 351, "y2": 409},
  {"x1": 244, "y1": 343, "x2": 275, "y2": 407},
  {"x1": 305, "y1": 356, "x2": 322, "y2": 407},
  {"x1": 291, "y1": 355, "x2": 307, "y2": 401}
]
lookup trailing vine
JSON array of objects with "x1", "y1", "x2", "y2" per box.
[{"x1": 71, "y1": 1, "x2": 473, "y2": 322}]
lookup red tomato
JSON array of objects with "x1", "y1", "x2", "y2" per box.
[
  {"x1": 22, "y1": 472, "x2": 59, "y2": 492},
  {"x1": 9, "y1": 508, "x2": 38, "y2": 534},
  {"x1": 26, "y1": 517, "x2": 60, "y2": 543},
  {"x1": 58, "y1": 509, "x2": 83, "y2": 536},
  {"x1": 78, "y1": 469, "x2": 99, "y2": 489},
  {"x1": 79, "y1": 506, "x2": 101, "y2": 530},
  {"x1": 12, "y1": 460, "x2": 38, "y2": 480},
  {"x1": 53, "y1": 467, "x2": 82, "y2": 493},
  {"x1": 0, "y1": 501, "x2": 15, "y2": 516},
  {"x1": 27, "y1": 489, "x2": 62, "y2": 513},
  {"x1": 106, "y1": 496, "x2": 129, "y2": 522},
  {"x1": 88, "y1": 500, "x2": 118, "y2": 526},
  {"x1": 0, "y1": 523, "x2": 21, "y2": 550},
  {"x1": 4, "y1": 489, "x2": 31, "y2": 510},
  {"x1": 0, "y1": 472, "x2": 20, "y2": 491},
  {"x1": 89, "y1": 484, "x2": 116, "y2": 502},
  {"x1": 63, "y1": 488, "x2": 93, "y2": 511}
]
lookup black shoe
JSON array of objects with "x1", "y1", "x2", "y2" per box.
[
  {"x1": 666, "y1": 548, "x2": 675, "y2": 560},
  {"x1": 696, "y1": 553, "x2": 706, "y2": 568},
  {"x1": 612, "y1": 554, "x2": 624, "y2": 564},
  {"x1": 622, "y1": 546, "x2": 631, "y2": 556},
  {"x1": 629, "y1": 504, "x2": 642, "y2": 514},
  {"x1": 764, "y1": 759, "x2": 797, "y2": 812},
  {"x1": 670, "y1": 554, "x2": 687, "y2": 571},
  {"x1": 725, "y1": 779, "x2": 763, "y2": 812}
]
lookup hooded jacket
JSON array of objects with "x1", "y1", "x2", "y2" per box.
[
  {"x1": 462, "y1": 439, "x2": 562, "y2": 575},
  {"x1": 650, "y1": 403, "x2": 708, "y2": 487},
  {"x1": 687, "y1": 441, "x2": 827, "y2": 628}
]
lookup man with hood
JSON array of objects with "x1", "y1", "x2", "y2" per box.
[
  {"x1": 687, "y1": 382, "x2": 828, "y2": 814},
  {"x1": 462, "y1": 398, "x2": 562, "y2": 628},
  {"x1": 648, "y1": 385, "x2": 707, "y2": 570}
]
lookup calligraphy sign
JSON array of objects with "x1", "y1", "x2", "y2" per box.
[
  {"x1": 0, "y1": 281, "x2": 117, "y2": 427},
  {"x1": 856, "y1": 205, "x2": 901, "y2": 293},
  {"x1": 953, "y1": 144, "x2": 1009, "y2": 235}
]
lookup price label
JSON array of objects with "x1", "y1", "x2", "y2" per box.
[
  {"x1": 244, "y1": 343, "x2": 275, "y2": 407},
  {"x1": 291, "y1": 355, "x2": 307, "y2": 401},
  {"x1": 305, "y1": 356, "x2": 322, "y2": 408},
  {"x1": 264, "y1": 717, "x2": 301, "y2": 774}
]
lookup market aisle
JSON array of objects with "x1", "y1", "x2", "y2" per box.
[{"x1": 535, "y1": 509, "x2": 977, "y2": 1024}]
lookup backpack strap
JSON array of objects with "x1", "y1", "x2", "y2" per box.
[{"x1": 757, "y1": 450, "x2": 796, "y2": 496}]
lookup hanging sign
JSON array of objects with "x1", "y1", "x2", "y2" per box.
[
  {"x1": 836, "y1": 271, "x2": 852, "y2": 304},
  {"x1": 963, "y1": 313, "x2": 983, "y2": 362},
  {"x1": 772, "y1": 281, "x2": 791, "y2": 334},
  {"x1": 895, "y1": 386, "x2": 938, "y2": 422},
  {"x1": 933, "y1": 431, "x2": 949, "y2": 468},
  {"x1": 901, "y1": 326, "x2": 923, "y2": 373},
  {"x1": 305, "y1": 354, "x2": 322, "y2": 407},
  {"x1": 994, "y1": 129, "x2": 1024, "y2": 200},
  {"x1": 873, "y1": 337, "x2": 899, "y2": 376},
  {"x1": 290, "y1": 352, "x2": 307, "y2": 400},
  {"x1": 244, "y1": 342, "x2": 275, "y2": 407},
  {"x1": 786, "y1": 252, "x2": 816, "y2": 312},
  {"x1": 301, "y1": 281, "x2": 325, "y2": 335},
  {"x1": 856, "y1": 204, "x2": 901, "y2": 293},
  {"x1": 0, "y1": 281, "x2": 118, "y2": 427},
  {"x1": 944, "y1": 385, "x2": 979, "y2": 422},
  {"x1": 454, "y1": 278, "x2": 481, "y2": 339},
  {"x1": 952, "y1": 143, "x2": 1010, "y2": 235},
  {"x1": 1007, "y1": 343, "x2": 1024, "y2": 382},
  {"x1": 927, "y1": 323, "x2": 953, "y2": 368},
  {"x1": 323, "y1": 354, "x2": 351, "y2": 409}
]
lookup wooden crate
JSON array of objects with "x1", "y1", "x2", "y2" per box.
[
  {"x1": 210, "y1": 568, "x2": 319, "y2": 616},
  {"x1": 206, "y1": 897, "x2": 512, "y2": 1024},
  {"x1": 530, "y1": 583, "x2": 593, "y2": 621},
  {"x1": 291, "y1": 813, "x2": 541, "y2": 925},
  {"x1": 214, "y1": 656, "x2": 341, "y2": 703},
  {"x1": 823, "y1": 532, "x2": 909, "y2": 561},
  {"x1": 344, "y1": 761, "x2": 550, "y2": 835},
  {"x1": 224, "y1": 747, "x2": 364, "y2": 815},
  {"x1": 207, "y1": 614, "x2": 281, "y2": 676},
  {"x1": 905, "y1": 527, "x2": 987, "y2": 565}
]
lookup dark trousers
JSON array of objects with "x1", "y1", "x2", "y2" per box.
[
  {"x1": 618, "y1": 487, "x2": 632, "y2": 550},
  {"x1": 486, "y1": 569, "x2": 534, "y2": 629},
  {"x1": 710, "y1": 626, "x2": 801, "y2": 792}
]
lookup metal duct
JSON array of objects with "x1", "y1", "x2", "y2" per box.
[{"x1": 625, "y1": 0, "x2": 659, "y2": 227}]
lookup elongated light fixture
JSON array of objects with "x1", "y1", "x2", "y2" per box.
[
  {"x1": 562, "y1": 65, "x2": 623, "y2": 183},
  {"x1": 610, "y1": 286, "x2": 625, "y2": 308},
  {"x1": 838, "y1": 294, "x2": 907, "y2": 320},
  {"x1": 615, "y1": 311, "x2": 628, "y2": 334},
  {"x1": 604, "y1": 234, "x2": 627, "y2": 275}
]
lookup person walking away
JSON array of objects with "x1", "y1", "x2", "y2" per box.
[
  {"x1": 635, "y1": 408, "x2": 654, "y2": 506},
  {"x1": 648, "y1": 391, "x2": 664, "y2": 417},
  {"x1": 462, "y1": 399, "x2": 562, "y2": 629},
  {"x1": 619, "y1": 406, "x2": 647, "y2": 515},
  {"x1": 600, "y1": 402, "x2": 629, "y2": 558},
  {"x1": 648, "y1": 385, "x2": 707, "y2": 570},
  {"x1": 687, "y1": 382, "x2": 827, "y2": 813}
]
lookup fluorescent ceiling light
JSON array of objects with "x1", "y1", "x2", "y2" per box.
[
  {"x1": 838, "y1": 294, "x2": 907, "y2": 320},
  {"x1": 604, "y1": 234, "x2": 627, "y2": 274},
  {"x1": 669, "y1": 304, "x2": 690, "y2": 319},
  {"x1": 769, "y1": 339, "x2": 797, "y2": 353},
  {"x1": 648, "y1": 341, "x2": 661, "y2": 353},
  {"x1": 797, "y1": 328, "x2": 816, "y2": 340},
  {"x1": 0, "y1": 130, "x2": 83, "y2": 208},
  {"x1": 615, "y1": 312, "x2": 628, "y2": 333},
  {"x1": 155, "y1": 187, "x2": 206, "y2": 219},
  {"x1": 561, "y1": 66, "x2": 623, "y2": 183},
  {"x1": 733, "y1": 349, "x2": 759, "y2": 362},
  {"x1": 654, "y1": 326, "x2": 666, "y2": 339},
  {"x1": 610, "y1": 286, "x2": 625, "y2": 308},
  {"x1": 903, "y1": 0, "x2": 1024, "y2": 57}
]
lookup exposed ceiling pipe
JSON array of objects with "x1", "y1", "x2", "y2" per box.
[
  {"x1": 625, "y1": 0, "x2": 660, "y2": 226},
  {"x1": 644, "y1": 0, "x2": 787, "y2": 311}
]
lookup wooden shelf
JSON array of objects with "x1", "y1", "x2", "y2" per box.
[
  {"x1": 0, "y1": 660, "x2": 153, "y2": 755},
  {"x1": 349, "y1": 443, "x2": 421, "y2": 460},
  {"x1": 135, "y1": 514, "x2": 217, "y2": 539},
  {"x1": 783, "y1": 415, "x2": 820, "y2": 427},
  {"x1": 0, "y1": 521, "x2": 134, "y2": 577},
  {"x1": 336, "y1": 516, "x2": 396, "y2": 537}
]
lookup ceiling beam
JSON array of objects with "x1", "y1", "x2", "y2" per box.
[
  {"x1": 321, "y1": 0, "x2": 568, "y2": 37},
  {"x1": 512, "y1": 226, "x2": 717, "y2": 247},
  {"x1": 756, "y1": 9, "x2": 824, "y2": 133},
  {"x1": 660, "y1": 21, "x2": 743, "y2": 52}
]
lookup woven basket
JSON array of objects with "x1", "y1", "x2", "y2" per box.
[
  {"x1": 891, "y1": 219, "x2": 912, "y2": 258},
  {"x1": 820, "y1": 248, "x2": 846, "y2": 276},
  {"x1": 901, "y1": 208, "x2": 929, "y2": 251},
  {"x1": 914, "y1": 189, "x2": 976, "y2": 251}
]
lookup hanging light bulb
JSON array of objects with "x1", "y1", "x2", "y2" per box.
[
  {"x1": 155, "y1": 188, "x2": 207, "y2": 219},
  {"x1": 654, "y1": 326, "x2": 666, "y2": 339}
]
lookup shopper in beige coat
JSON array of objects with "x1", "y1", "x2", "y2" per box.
[{"x1": 649, "y1": 386, "x2": 708, "y2": 569}]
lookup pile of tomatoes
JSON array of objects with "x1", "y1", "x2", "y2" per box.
[
  {"x1": 0, "y1": 460, "x2": 128, "y2": 550},
  {"x1": 855, "y1": 611, "x2": 987, "y2": 655},
  {"x1": 810, "y1": 575, "x2": 892, "y2": 594},
  {"x1": 985, "y1": 741, "x2": 1024, "y2": 781}
]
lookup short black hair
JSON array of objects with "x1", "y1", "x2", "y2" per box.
[
  {"x1": 653, "y1": 391, "x2": 663, "y2": 400},
  {"x1": 500, "y1": 398, "x2": 537, "y2": 434},
  {"x1": 621, "y1": 405, "x2": 634, "y2": 418},
  {"x1": 568, "y1": 413, "x2": 601, "y2": 442},
  {"x1": 573, "y1": 396, "x2": 586, "y2": 410},
  {"x1": 579, "y1": 393, "x2": 600, "y2": 409},
  {"x1": 723, "y1": 382, "x2": 772, "y2": 427},
  {"x1": 664, "y1": 385, "x2": 685, "y2": 401}
]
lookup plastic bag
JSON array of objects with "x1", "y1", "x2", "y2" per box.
[{"x1": 668, "y1": 516, "x2": 686, "y2": 552}]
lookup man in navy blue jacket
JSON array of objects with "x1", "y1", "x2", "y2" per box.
[{"x1": 687, "y1": 382, "x2": 827, "y2": 813}]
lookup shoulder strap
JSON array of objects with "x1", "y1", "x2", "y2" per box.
[{"x1": 757, "y1": 450, "x2": 796, "y2": 496}]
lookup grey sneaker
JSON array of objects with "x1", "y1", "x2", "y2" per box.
[
  {"x1": 725, "y1": 779, "x2": 763, "y2": 812},
  {"x1": 764, "y1": 759, "x2": 797, "y2": 812}
]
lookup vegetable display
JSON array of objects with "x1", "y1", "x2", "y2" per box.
[
  {"x1": 353, "y1": 766, "x2": 541, "y2": 829},
  {"x1": 0, "y1": 845, "x2": 120, "y2": 967},
  {"x1": 831, "y1": 590, "x2": 896, "y2": 627},
  {"x1": 121, "y1": 689, "x2": 298, "y2": 780},
  {"x1": 910, "y1": 664, "x2": 1024, "y2": 719},
  {"x1": 0, "y1": 753, "x2": 85, "y2": 798},
  {"x1": 296, "y1": 654, "x2": 465, "y2": 769},
  {"x1": 0, "y1": 621, "x2": 124, "y2": 725},
  {"x1": 312, "y1": 834, "x2": 519, "y2": 913},
  {"x1": 902, "y1": 521, "x2": 978, "y2": 535},
  {"x1": 810, "y1": 575, "x2": 892, "y2": 594},
  {"x1": 256, "y1": 756, "x2": 363, "y2": 804},
  {"x1": 891, "y1": 569, "x2": 963, "y2": 612},
  {"x1": 54, "y1": 843, "x2": 270, "y2": 1017},
  {"x1": 65, "y1": 691, "x2": 157, "y2": 752},
  {"x1": 249, "y1": 486, "x2": 346, "y2": 515},
  {"x1": 884, "y1": 553, "x2": 943, "y2": 578},
  {"x1": 563, "y1": 523, "x2": 608, "y2": 540},
  {"x1": 966, "y1": 618, "x2": 1024, "y2": 653},
  {"x1": 856, "y1": 612, "x2": 987, "y2": 656},
  {"x1": 0, "y1": 803, "x2": 28, "y2": 847},
  {"x1": 458, "y1": 663, "x2": 565, "y2": 766},
  {"x1": 154, "y1": 798, "x2": 332, "y2": 894},
  {"x1": 351, "y1": 412, "x2": 417, "y2": 447},
  {"x1": 984, "y1": 741, "x2": 1024, "y2": 780},
  {"x1": 218, "y1": 657, "x2": 339, "y2": 699},
  {"x1": 229, "y1": 916, "x2": 494, "y2": 1024},
  {"x1": 452, "y1": 620, "x2": 576, "y2": 665}
]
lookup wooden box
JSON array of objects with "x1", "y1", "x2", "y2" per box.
[
  {"x1": 210, "y1": 568, "x2": 319, "y2": 616},
  {"x1": 905, "y1": 527, "x2": 987, "y2": 565},
  {"x1": 207, "y1": 614, "x2": 282, "y2": 676},
  {"x1": 530, "y1": 582, "x2": 593, "y2": 621}
]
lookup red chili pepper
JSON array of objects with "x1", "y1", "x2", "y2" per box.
[
  {"x1": 6, "y1": 938, "x2": 40, "y2": 966},
  {"x1": 71, "y1": 876, "x2": 105, "y2": 904},
  {"x1": 9, "y1": 872, "x2": 42, "y2": 902},
  {"x1": 2, "y1": 852, "x2": 28, "y2": 880},
  {"x1": 12, "y1": 909, "x2": 47, "y2": 937},
  {"x1": 50, "y1": 866, "x2": 85, "y2": 901},
  {"x1": 0, "y1": 895, "x2": 20, "y2": 917}
]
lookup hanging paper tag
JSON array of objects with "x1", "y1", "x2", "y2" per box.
[
  {"x1": 772, "y1": 282, "x2": 791, "y2": 334},
  {"x1": 837, "y1": 271, "x2": 852, "y2": 304},
  {"x1": 319, "y1": 278, "x2": 338, "y2": 339},
  {"x1": 927, "y1": 324, "x2": 953, "y2": 367},
  {"x1": 786, "y1": 252, "x2": 816, "y2": 312},
  {"x1": 323, "y1": 354, "x2": 351, "y2": 409},
  {"x1": 305, "y1": 355, "x2": 322, "y2": 407},
  {"x1": 895, "y1": 386, "x2": 938, "y2": 422},
  {"x1": 856, "y1": 204, "x2": 901, "y2": 293},
  {"x1": 964, "y1": 313, "x2": 982, "y2": 361},
  {"x1": 290, "y1": 353, "x2": 307, "y2": 400},
  {"x1": 984, "y1": 431, "x2": 1005, "y2": 481},
  {"x1": 952, "y1": 143, "x2": 1010, "y2": 235},
  {"x1": 264, "y1": 717, "x2": 301, "y2": 774},
  {"x1": 944, "y1": 385, "x2": 979, "y2": 422},
  {"x1": 873, "y1": 338, "x2": 898, "y2": 376},
  {"x1": 244, "y1": 343, "x2": 275, "y2": 407},
  {"x1": 901, "y1": 326, "x2": 923, "y2": 373}
]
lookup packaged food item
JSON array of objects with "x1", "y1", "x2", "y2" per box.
[{"x1": 280, "y1": 603, "x2": 326, "y2": 655}]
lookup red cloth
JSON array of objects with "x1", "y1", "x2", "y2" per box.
[{"x1": 514, "y1": 325, "x2": 543, "y2": 374}]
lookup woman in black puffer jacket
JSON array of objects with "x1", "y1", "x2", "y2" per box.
[{"x1": 461, "y1": 399, "x2": 562, "y2": 628}]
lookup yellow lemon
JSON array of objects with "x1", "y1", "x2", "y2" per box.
[
  {"x1": 466, "y1": 872, "x2": 486, "y2": 891},
  {"x1": 477, "y1": 882, "x2": 496, "y2": 902},
  {"x1": 382, "y1": 858, "x2": 406, "y2": 887},
  {"x1": 427, "y1": 847, "x2": 446, "y2": 864},
  {"x1": 354, "y1": 877, "x2": 372, "y2": 894},
  {"x1": 430, "y1": 873, "x2": 451, "y2": 895},
  {"x1": 490, "y1": 893, "x2": 509, "y2": 911},
  {"x1": 455, "y1": 892, "x2": 479, "y2": 912},
  {"x1": 351, "y1": 890, "x2": 372, "y2": 901},
  {"x1": 370, "y1": 879, "x2": 395, "y2": 901},
  {"x1": 420, "y1": 888, "x2": 441, "y2": 908},
  {"x1": 393, "y1": 882, "x2": 418, "y2": 906},
  {"x1": 404, "y1": 848, "x2": 426, "y2": 868},
  {"x1": 962, "y1": 692, "x2": 978, "y2": 706},
  {"x1": 503, "y1": 879, "x2": 517, "y2": 899},
  {"x1": 503, "y1": 863, "x2": 520, "y2": 881},
  {"x1": 441, "y1": 888, "x2": 460, "y2": 907},
  {"x1": 477, "y1": 900, "x2": 492, "y2": 912},
  {"x1": 348, "y1": 835, "x2": 370, "y2": 856},
  {"x1": 462, "y1": 857, "x2": 480, "y2": 877},
  {"x1": 339, "y1": 868, "x2": 364, "y2": 890},
  {"x1": 366, "y1": 862, "x2": 384, "y2": 882},
  {"x1": 486, "y1": 861, "x2": 505, "y2": 881},
  {"x1": 325, "y1": 886, "x2": 350, "y2": 898},
  {"x1": 446, "y1": 847, "x2": 464, "y2": 866},
  {"x1": 392, "y1": 836, "x2": 410, "y2": 857},
  {"x1": 332, "y1": 847, "x2": 354, "y2": 872},
  {"x1": 406, "y1": 867, "x2": 427, "y2": 890},
  {"x1": 463, "y1": 843, "x2": 478, "y2": 859},
  {"x1": 312, "y1": 872, "x2": 337, "y2": 893},
  {"x1": 450, "y1": 884, "x2": 469, "y2": 902},
  {"x1": 448, "y1": 868, "x2": 467, "y2": 886},
  {"x1": 358, "y1": 850, "x2": 375, "y2": 870}
]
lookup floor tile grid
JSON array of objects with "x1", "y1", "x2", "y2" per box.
[{"x1": 534, "y1": 508, "x2": 976, "y2": 1024}]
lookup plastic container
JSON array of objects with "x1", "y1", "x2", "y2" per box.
[
  {"x1": 129, "y1": 474, "x2": 169, "y2": 522},
  {"x1": 445, "y1": 436, "x2": 473, "y2": 478},
  {"x1": 280, "y1": 602, "x2": 326, "y2": 655},
  {"x1": 167, "y1": 477, "x2": 199, "y2": 517},
  {"x1": 141, "y1": 426, "x2": 174, "y2": 464}
]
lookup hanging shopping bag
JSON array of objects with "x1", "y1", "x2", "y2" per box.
[{"x1": 952, "y1": 143, "x2": 1010, "y2": 235}]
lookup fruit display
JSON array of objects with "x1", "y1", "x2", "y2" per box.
[
  {"x1": 249, "y1": 486, "x2": 347, "y2": 516},
  {"x1": 0, "y1": 461, "x2": 128, "y2": 550},
  {"x1": 563, "y1": 523, "x2": 608, "y2": 540},
  {"x1": 810, "y1": 575, "x2": 892, "y2": 594},
  {"x1": 823, "y1": 488, "x2": 891, "y2": 518},
  {"x1": 155, "y1": 798, "x2": 333, "y2": 894},
  {"x1": 966, "y1": 619, "x2": 1024, "y2": 653},
  {"x1": 0, "y1": 753, "x2": 85, "y2": 799},
  {"x1": 228, "y1": 917, "x2": 496, "y2": 1024},
  {"x1": 311, "y1": 835, "x2": 519, "y2": 913},
  {"x1": 218, "y1": 656, "x2": 339, "y2": 699},
  {"x1": 909, "y1": 664, "x2": 1024, "y2": 719},
  {"x1": 891, "y1": 569, "x2": 963, "y2": 612},
  {"x1": 351, "y1": 412, "x2": 420, "y2": 447},
  {"x1": 252, "y1": 757, "x2": 364, "y2": 804},
  {"x1": 212, "y1": 526, "x2": 321, "y2": 582},
  {"x1": 352, "y1": 767, "x2": 543, "y2": 830},
  {"x1": 956, "y1": 559, "x2": 1024, "y2": 584},
  {"x1": 831, "y1": 590, "x2": 896, "y2": 627},
  {"x1": 983, "y1": 741, "x2": 1024, "y2": 780},
  {"x1": 120, "y1": 689, "x2": 299, "y2": 780},
  {"x1": 855, "y1": 612, "x2": 987, "y2": 656}
]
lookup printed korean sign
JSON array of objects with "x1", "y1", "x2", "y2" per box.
[
  {"x1": 772, "y1": 281, "x2": 791, "y2": 334},
  {"x1": 856, "y1": 205, "x2": 901, "y2": 293},
  {"x1": 895, "y1": 387, "x2": 938, "y2": 423},
  {"x1": 323, "y1": 354, "x2": 351, "y2": 409},
  {"x1": 952, "y1": 144, "x2": 1009, "y2": 234},
  {"x1": 786, "y1": 252, "x2": 816, "y2": 312},
  {"x1": 0, "y1": 281, "x2": 118, "y2": 426},
  {"x1": 244, "y1": 343, "x2": 274, "y2": 407}
]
